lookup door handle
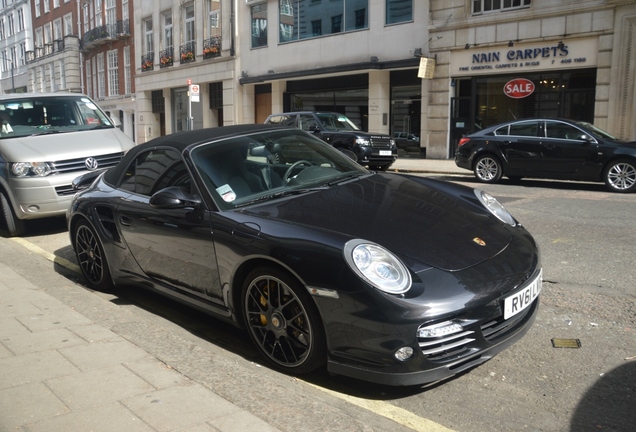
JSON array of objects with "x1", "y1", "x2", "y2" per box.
[{"x1": 119, "y1": 216, "x2": 133, "y2": 227}]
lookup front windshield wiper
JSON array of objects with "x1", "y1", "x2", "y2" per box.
[
  {"x1": 86, "y1": 124, "x2": 114, "y2": 130},
  {"x1": 29, "y1": 130, "x2": 63, "y2": 137},
  {"x1": 325, "y1": 172, "x2": 371, "y2": 186},
  {"x1": 235, "y1": 187, "x2": 328, "y2": 207}
]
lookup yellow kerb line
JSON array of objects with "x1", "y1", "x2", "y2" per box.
[{"x1": 10, "y1": 237, "x2": 81, "y2": 273}]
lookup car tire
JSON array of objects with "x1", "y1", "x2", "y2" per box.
[
  {"x1": 242, "y1": 266, "x2": 326, "y2": 375},
  {"x1": 73, "y1": 220, "x2": 113, "y2": 291},
  {"x1": 474, "y1": 154, "x2": 503, "y2": 183},
  {"x1": 0, "y1": 189, "x2": 25, "y2": 237},
  {"x1": 603, "y1": 159, "x2": 636, "y2": 193}
]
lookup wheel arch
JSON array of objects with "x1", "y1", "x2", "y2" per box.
[{"x1": 600, "y1": 155, "x2": 636, "y2": 180}]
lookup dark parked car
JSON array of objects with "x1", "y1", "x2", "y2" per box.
[
  {"x1": 264, "y1": 111, "x2": 397, "y2": 171},
  {"x1": 68, "y1": 124, "x2": 541, "y2": 386},
  {"x1": 455, "y1": 118, "x2": 636, "y2": 193}
]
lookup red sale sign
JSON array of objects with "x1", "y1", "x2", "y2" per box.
[{"x1": 504, "y1": 78, "x2": 535, "y2": 99}]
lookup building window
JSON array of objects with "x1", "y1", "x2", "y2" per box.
[
  {"x1": 0, "y1": 20, "x2": 4, "y2": 40},
  {"x1": 184, "y1": 4, "x2": 195, "y2": 45},
  {"x1": 144, "y1": 18, "x2": 153, "y2": 54},
  {"x1": 7, "y1": 14, "x2": 13, "y2": 36},
  {"x1": 106, "y1": 0, "x2": 116, "y2": 30},
  {"x1": 44, "y1": 0, "x2": 50, "y2": 14},
  {"x1": 386, "y1": 0, "x2": 412, "y2": 24},
  {"x1": 97, "y1": 53, "x2": 105, "y2": 99},
  {"x1": 209, "y1": 82, "x2": 222, "y2": 109},
  {"x1": 280, "y1": 0, "x2": 368, "y2": 43},
  {"x1": 122, "y1": 0, "x2": 129, "y2": 22},
  {"x1": 124, "y1": 46, "x2": 131, "y2": 95},
  {"x1": 208, "y1": 0, "x2": 220, "y2": 38},
  {"x1": 251, "y1": 3, "x2": 267, "y2": 48},
  {"x1": 53, "y1": 19, "x2": 62, "y2": 40},
  {"x1": 19, "y1": 43, "x2": 26, "y2": 66},
  {"x1": 17, "y1": 8, "x2": 24, "y2": 32},
  {"x1": 64, "y1": 13, "x2": 73, "y2": 36},
  {"x1": 107, "y1": 50, "x2": 119, "y2": 96},
  {"x1": 85, "y1": 59, "x2": 92, "y2": 98},
  {"x1": 472, "y1": 0, "x2": 531, "y2": 14},
  {"x1": 58, "y1": 59, "x2": 65, "y2": 90},
  {"x1": 54, "y1": 0, "x2": 60, "y2": 8},
  {"x1": 35, "y1": 0, "x2": 41, "y2": 18},
  {"x1": 163, "y1": 12, "x2": 172, "y2": 50}
]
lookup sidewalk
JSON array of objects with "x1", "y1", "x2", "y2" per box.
[
  {"x1": 389, "y1": 157, "x2": 468, "y2": 176},
  {"x1": 0, "y1": 239, "x2": 281, "y2": 432}
]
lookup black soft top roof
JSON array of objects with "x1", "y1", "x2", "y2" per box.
[{"x1": 103, "y1": 124, "x2": 285, "y2": 186}]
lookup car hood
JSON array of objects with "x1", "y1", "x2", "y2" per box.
[
  {"x1": 0, "y1": 128, "x2": 132, "y2": 162},
  {"x1": 243, "y1": 174, "x2": 513, "y2": 272}
]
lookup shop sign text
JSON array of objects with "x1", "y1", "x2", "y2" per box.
[{"x1": 504, "y1": 78, "x2": 535, "y2": 99}]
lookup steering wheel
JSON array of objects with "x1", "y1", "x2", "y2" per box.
[{"x1": 283, "y1": 160, "x2": 312, "y2": 182}]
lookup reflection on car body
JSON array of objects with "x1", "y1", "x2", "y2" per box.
[{"x1": 68, "y1": 124, "x2": 541, "y2": 386}]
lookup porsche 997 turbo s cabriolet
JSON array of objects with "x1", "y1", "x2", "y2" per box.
[{"x1": 68, "y1": 124, "x2": 541, "y2": 386}]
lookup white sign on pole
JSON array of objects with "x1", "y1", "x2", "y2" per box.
[{"x1": 189, "y1": 84, "x2": 200, "y2": 102}]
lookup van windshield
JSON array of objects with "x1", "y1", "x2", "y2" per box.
[{"x1": 0, "y1": 95, "x2": 114, "y2": 139}]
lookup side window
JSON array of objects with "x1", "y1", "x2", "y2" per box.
[
  {"x1": 494, "y1": 125, "x2": 509, "y2": 136},
  {"x1": 298, "y1": 114, "x2": 318, "y2": 131},
  {"x1": 120, "y1": 149, "x2": 191, "y2": 196},
  {"x1": 509, "y1": 122, "x2": 539, "y2": 137},
  {"x1": 545, "y1": 122, "x2": 583, "y2": 140}
]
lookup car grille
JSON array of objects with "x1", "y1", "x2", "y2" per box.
[
  {"x1": 52, "y1": 152, "x2": 124, "y2": 196},
  {"x1": 417, "y1": 299, "x2": 535, "y2": 362},
  {"x1": 369, "y1": 137, "x2": 392, "y2": 149}
]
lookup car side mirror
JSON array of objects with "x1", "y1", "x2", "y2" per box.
[
  {"x1": 309, "y1": 125, "x2": 320, "y2": 133},
  {"x1": 579, "y1": 134, "x2": 595, "y2": 143},
  {"x1": 150, "y1": 186, "x2": 201, "y2": 209}
]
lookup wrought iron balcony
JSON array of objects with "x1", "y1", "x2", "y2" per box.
[
  {"x1": 81, "y1": 20, "x2": 130, "y2": 51},
  {"x1": 25, "y1": 37, "x2": 72, "y2": 64},
  {"x1": 203, "y1": 37, "x2": 221, "y2": 59},
  {"x1": 179, "y1": 42, "x2": 196, "y2": 64},
  {"x1": 159, "y1": 48, "x2": 174, "y2": 68},
  {"x1": 141, "y1": 52, "x2": 154, "y2": 72}
]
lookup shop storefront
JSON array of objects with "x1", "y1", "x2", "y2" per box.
[{"x1": 449, "y1": 38, "x2": 599, "y2": 156}]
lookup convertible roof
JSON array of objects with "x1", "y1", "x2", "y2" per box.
[{"x1": 103, "y1": 124, "x2": 286, "y2": 186}]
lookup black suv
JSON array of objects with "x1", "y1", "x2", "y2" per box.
[{"x1": 265, "y1": 111, "x2": 398, "y2": 171}]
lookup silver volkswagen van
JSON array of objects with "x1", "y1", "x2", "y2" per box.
[{"x1": 0, "y1": 93, "x2": 135, "y2": 236}]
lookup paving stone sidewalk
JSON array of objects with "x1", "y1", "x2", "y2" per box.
[{"x1": 0, "y1": 242, "x2": 281, "y2": 432}]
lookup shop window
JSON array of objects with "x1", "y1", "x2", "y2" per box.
[
  {"x1": 209, "y1": 82, "x2": 223, "y2": 109},
  {"x1": 386, "y1": 0, "x2": 412, "y2": 25},
  {"x1": 151, "y1": 90, "x2": 165, "y2": 113},
  {"x1": 472, "y1": 0, "x2": 531, "y2": 15}
]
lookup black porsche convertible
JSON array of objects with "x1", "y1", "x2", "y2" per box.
[{"x1": 68, "y1": 124, "x2": 541, "y2": 386}]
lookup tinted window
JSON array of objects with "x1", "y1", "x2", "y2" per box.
[
  {"x1": 298, "y1": 114, "x2": 319, "y2": 131},
  {"x1": 267, "y1": 114, "x2": 296, "y2": 126},
  {"x1": 509, "y1": 122, "x2": 539, "y2": 137},
  {"x1": 120, "y1": 149, "x2": 191, "y2": 196},
  {"x1": 545, "y1": 122, "x2": 583, "y2": 140}
]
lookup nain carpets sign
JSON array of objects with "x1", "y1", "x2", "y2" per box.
[{"x1": 450, "y1": 38, "x2": 598, "y2": 76}]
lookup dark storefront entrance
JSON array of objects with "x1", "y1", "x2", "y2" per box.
[{"x1": 450, "y1": 68, "x2": 597, "y2": 157}]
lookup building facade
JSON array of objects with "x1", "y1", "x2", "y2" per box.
[
  {"x1": 79, "y1": 0, "x2": 135, "y2": 141},
  {"x1": 133, "y1": 0, "x2": 233, "y2": 144},
  {"x1": 28, "y1": 0, "x2": 82, "y2": 94},
  {"x1": 238, "y1": 0, "x2": 427, "y2": 157},
  {"x1": 425, "y1": 0, "x2": 636, "y2": 158},
  {"x1": 0, "y1": 0, "x2": 32, "y2": 93}
]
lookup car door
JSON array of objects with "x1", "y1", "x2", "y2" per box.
[
  {"x1": 539, "y1": 120, "x2": 600, "y2": 176},
  {"x1": 497, "y1": 121, "x2": 544, "y2": 173},
  {"x1": 115, "y1": 148, "x2": 224, "y2": 301}
]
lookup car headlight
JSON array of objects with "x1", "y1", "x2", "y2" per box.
[
  {"x1": 474, "y1": 189, "x2": 516, "y2": 226},
  {"x1": 344, "y1": 239, "x2": 412, "y2": 294},
  {"x1": 355, "y1": 137, "x2": 370, "y2": 146},
  {"x1": 11, "y1": 162, "x2": 53, "y2": 177}
]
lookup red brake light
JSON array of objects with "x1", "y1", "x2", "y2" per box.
[{"x1": 458, "y1": 137, "x2": 471, "y2": 147}]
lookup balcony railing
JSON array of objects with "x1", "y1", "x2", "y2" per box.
[
  {"x1": 25, "y1": 37, "x2": 72, "y2": 64},
  {"x1": 203, "y1": 37, "x2": 221, "y2": 59},
  {"x1": 180, "y1": 42, "x2": 196, "y2": 64},
  {"x1": 141, "y1": 52, "x2": 154, "y2": 72},
  {"x1": 159, "y1": 48, "x2": 174, "y2": 68},
  {"x1": 81, "y1": 20, "x2": 130, "y2": 51}
]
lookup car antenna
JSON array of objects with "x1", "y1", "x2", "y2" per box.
[{"x1": 509, "y1": 110, "x2": 517, "y2": 120}]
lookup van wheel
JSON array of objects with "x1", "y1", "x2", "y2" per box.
[{"x1": 0, "y1": 190, "x2": 25, "y2": 237}]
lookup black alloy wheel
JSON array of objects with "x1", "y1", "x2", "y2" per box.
[
  {"x1": 474, "y1": 154, "x2": 503, "y2": 183},
  {"x1": 74, "y1": 220, "x2": 112, "y2": 291},
  {"x1": 603, "y1": 159, "x2": 636, "y2": 193},
  {"x1": 242, "y1": 266, "x2": 326, "y2": 374},
  {"x1": 0, "y1": 190, "x2": 25, "y2": 237}
]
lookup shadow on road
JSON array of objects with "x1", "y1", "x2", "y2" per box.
[{"x1": 570, "y1": 360, "x2": 636, "y2": 431}]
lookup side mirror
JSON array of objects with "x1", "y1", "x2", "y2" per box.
[
  {"x1": 150, "y1": 186, "x2": 201, "y2": 209},
  {"x1": 309, "y1": 125, "x2": 321, "y2": 133}
]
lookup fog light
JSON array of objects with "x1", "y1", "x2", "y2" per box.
[
  {"x1": 27, "y1": 205, "x2": 40, "y2": 212},
  {"x1": 394, "y1": 346, "x2": 414, "y2": 361},
  {"x1": 418, "y1": 321, "x2": 463, "y2": 338}
]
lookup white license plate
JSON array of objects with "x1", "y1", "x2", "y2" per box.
[
  {"x1": 503, "y1": 269, "x2": 542, "y2": 319},
  {"x1": 379, "y1": 150, "x2": 392, "y2": 156}
]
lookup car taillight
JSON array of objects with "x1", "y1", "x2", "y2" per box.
[{"x1": 458, "y1": 137, "x2": 471, "y2": 147}]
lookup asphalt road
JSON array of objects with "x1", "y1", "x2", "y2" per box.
[{"x1": 2, "y1": 173, "x2": 635, "y2": 432}]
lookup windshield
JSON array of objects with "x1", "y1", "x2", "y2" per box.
[
  {"x1": 0, "y1": 95, "x2": 114, "y2": 139},
  {"x1": 316, "y1": 113, "x2": 360, "y2": 132},
  {"x1": 191, "y1": 128, "x2": 369, "y2": 210},
  {"x1": 574, "y1": 121, "x2": 617, "y2": 140}
]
